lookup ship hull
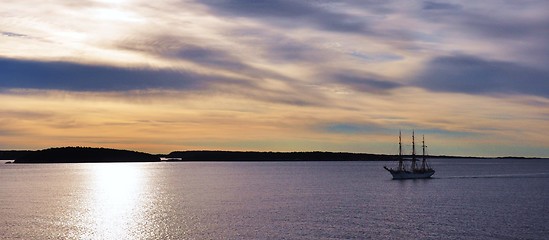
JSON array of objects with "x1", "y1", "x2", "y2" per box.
[{"x1": 384, "y1": 167, "x2": 435, "y2": 179}]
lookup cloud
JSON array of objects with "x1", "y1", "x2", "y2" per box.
[
  {"x1": 1, "y1": 31, "x2": 29, "y2": 38},
  {"x1": 198, "y1": 0, "x2": 370, "y2": 33},
  {"x1": 0, "y1": 57, "x2": 323, "y2": 106},
  {"x1": 448, "y1": 8, "x2": 549, "y2": 41},
  {"x1": 422, "y1": 1, "x2": 462, "y2": 11},
  {"x1": 260, "y1": 36, "x2": 319, "y2": 63},
  {"x1": 350, "y1": 51, "x2": 403, "y2": 63},
  {"x1": 419, "y1": 1, "x2": 549, "y2": 67},
  {"x1": 463, "y1": 13, "x2": 549, "y2": 67},
  {"x1": 322, "y1": 122, "x2": 475, "y2": 137},
  {"x1": 170, "y1": 44, "x2": 300, "y2": 81},
  {"x1": 0, "y1": 57, "x2": 245, "y2": 92},
  {"x1": 322, "y1": 71, "x2": 402, "y2": 94},
  {"x1": 116, "y1": 34, "x2": 298, "y2": 82},
  {"x1": 172, "y1": 45, "x2": 244, "y2": 70},
  {"x1": 322, "y1": 123, "x2": 390, "y2": 135},
  {"x1": 413, "y1": 55, "x2": 549, "y2": 98}
]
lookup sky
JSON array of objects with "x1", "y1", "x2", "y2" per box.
[{"x1": 1, "y1": 0, "x2": 548, "y2": 157}]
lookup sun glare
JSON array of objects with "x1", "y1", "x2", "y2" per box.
[{"x1": 85, "y1": 163, "x2": 146, "y2": 239}]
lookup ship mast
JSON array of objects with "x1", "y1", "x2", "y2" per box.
[
  {"x1": 411, "y1": 130, "x2": 417, "y2": 171},
  {"x1": 421, "y1": 135, "x2": 426, "y2": 170},
  {"x1": 398, "y1": 130, "x2": 403, "y2": 171}
]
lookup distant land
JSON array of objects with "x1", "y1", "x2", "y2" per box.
[
  {"x1": 1, "y1": 148, "x2": 545, "y2": 163},
  {"x1": 166, "y1": 151, "x2": 397, "y2": 161},
  {"x1": 164, "y1": 151, "x2": 546, "y2": 161},
  {"x1": 11, "y1": 147, "x2": 160, "y2": 163}
]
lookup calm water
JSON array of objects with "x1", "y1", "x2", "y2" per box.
[{"x1": 1, "y1": 159, "x2": 548, "y2": 239}]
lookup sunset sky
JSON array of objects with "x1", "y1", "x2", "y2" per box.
[{"x1": 1, "y1": 0, "x2": 548, "y2": 157}]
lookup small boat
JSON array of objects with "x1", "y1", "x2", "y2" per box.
[{"x1": 384, "y1": 131, "x2": 435, "y2": 179}]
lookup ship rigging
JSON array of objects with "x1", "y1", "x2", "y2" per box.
[{"x1": 384, "y1": 131, "x2": 435, "y2": 179}]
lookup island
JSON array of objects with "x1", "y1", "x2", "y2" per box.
[
  {"x1": 14, "y1": 147, "x2": 161, "y2": 163},
  {"x1": 165, "y1": 150, "x2": 397, "y2": 161}
]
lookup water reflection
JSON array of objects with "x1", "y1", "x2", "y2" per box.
[{"x1": 80, "y1": 163, "x2": 148, "y2": 239}]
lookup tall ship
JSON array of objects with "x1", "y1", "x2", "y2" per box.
[{"x1": 384, "y1": 131, "x2": 435, "y2": 179}]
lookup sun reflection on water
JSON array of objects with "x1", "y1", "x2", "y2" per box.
[{"x1": 81, "y1": 163, "x2": 147, "y2": 239}]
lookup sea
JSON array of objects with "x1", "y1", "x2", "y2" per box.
[{"x1": 1, "y1": 158, "x2": 548, "y2": 239}]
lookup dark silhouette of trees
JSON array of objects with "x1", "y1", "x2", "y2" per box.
[
  {"x1": 14, "y1": 147, "x2": 160, "y2": 163},
  {"x1": 166, "y1": 151, "x2": 396, "y2": 161}
]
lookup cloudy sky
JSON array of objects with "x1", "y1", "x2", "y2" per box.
[{"x1": 1, "y1": 0, "x2": 548, "y2": 156}]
